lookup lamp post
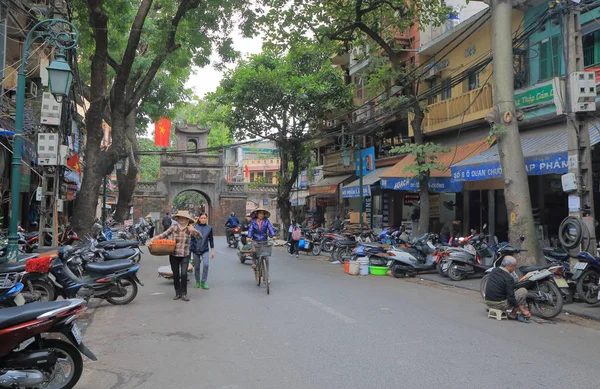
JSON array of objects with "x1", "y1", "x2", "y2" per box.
[
  {"x1": 341, "y1": 142, "x2": 364, "y2": 231},
  {"x1": 6, "y1": 19, "x2": 78, "y2": 262}
]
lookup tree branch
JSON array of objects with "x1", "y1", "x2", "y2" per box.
[
  {"x1": 129, "y1": 0, "x2": 202, "y2": 109},
  {"x1": 357, "y1": 22, "x2": 398, "y2": 66},
  {"x1": 107, "y1": 54, "x2": 120, "y2": 73}
]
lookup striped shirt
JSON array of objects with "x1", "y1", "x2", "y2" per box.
[{"x1": 154, "y1": 224, "x2": 201, "y2": 257}]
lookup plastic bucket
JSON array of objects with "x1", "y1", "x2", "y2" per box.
[
  {"x1": 349, "y1": 261, "x2": 360, "y2": 275},
  {"x1": 358, "y1": 258, "x2": 369, "y2": 275},
  {"x1": 298, "y1": 239, "x2": 306, "y2": 249},
  {"x1": 344, "y1": 261, "x2": 351, "y2": 274}
]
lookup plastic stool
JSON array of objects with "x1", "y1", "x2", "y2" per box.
[{"x1": 487, "y1": 308, "x2": 507, "y2": 321}]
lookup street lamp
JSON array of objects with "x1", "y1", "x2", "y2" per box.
[
  {"x1": 341, "y1": 142, "x2": 365, "y2": 231},
  {"x1": 5, "y1": 19, "x2": 79, "y2": 262}
]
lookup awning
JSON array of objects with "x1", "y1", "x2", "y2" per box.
[
  {"x1": 291, "y1": 190, "x2": 309, "y2": 206},
  {"x1": 309, "y1": 174, "x2": 353, "y2": 196},
  {"x1": 451, "y1": 126, "x2": 600, "y2": 182},
  {"x1": 342, "y1": 166, "x2": 393, "y2": 198},
  {"x1": 379, "y1": 138, "x2": 491, "y2": 192}
]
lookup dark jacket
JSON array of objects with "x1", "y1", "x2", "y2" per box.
[
  {"x1": 225, "y1": 216, "x2": 239, "y2": 228},
  {"x1": 485, "y1": 267, "x2": 519, "y2": 307},
  {"x1": 190, "y1": 223, "x2": 214, "y2": 254},
  {"x1": 162, "y1": 215, "x2": 172, "y2": 229}
]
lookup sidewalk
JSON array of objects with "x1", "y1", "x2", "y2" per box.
[{"x1": 418, "y1": 273, "x2": 600, "y2": 321}]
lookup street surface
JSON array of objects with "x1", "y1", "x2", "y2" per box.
[{"x1": 77, "y1": 237, "x2": 600, "y2": 389}]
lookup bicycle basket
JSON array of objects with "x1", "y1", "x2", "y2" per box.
[{"x1": 255, "y1": 242, "x2": 272, "y2": 257}]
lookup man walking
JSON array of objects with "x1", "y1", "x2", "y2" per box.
[{"x1": 162, "y1": 212, "x2": 172, "y2": 233}]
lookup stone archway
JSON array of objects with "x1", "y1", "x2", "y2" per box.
[{"x1": 171, "y1": 189, "x2": 212, "y2": 219}]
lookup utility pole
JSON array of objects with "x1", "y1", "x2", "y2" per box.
[
  {"x1": 562, "y1": 3, "x2": 597, "y2": 255},
  {"x1": 489, "y1": 0, "x2": 543, "y2": 265}
]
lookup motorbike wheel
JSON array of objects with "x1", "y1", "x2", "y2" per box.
[
  {"x1": 22, "y1": 280, "x2": 55, "y2": 302},
  {"x1": 532, "y1": 280, "x2": 564, "y2": 319},
  {"x1": 34, "y1": 339, "x2": 83, "y2": 389},
  {"x1": 322, "y1": 239, "x2": 334, "y2": 253},
  {"x1": 480, "y1": 275, "x2": 489, "y2": 300},
  {"x1": 447, "y1": 263, "x2": 466, "y2": 281},
  {"x1": 575, "y1": 270, "x2": 600, "y2": 304},
  {"x1": 312, "y1": 244, "x2": 322, "y2": 256},
  {"x1": 437, "y1": 259, "x2": 448, "y2": 277},
  {"x1": 331, "y1": 247, "x2": 342, "y2": 262},
  {"x1": 106, "y1": 278, "x2": 138, "y2": 305},
  {"x1": 339, "y1": 247, "x2": 353, "y2": 263},
  {"x1": 391, "y1": 263, "x2": 407, "y2": 278}
]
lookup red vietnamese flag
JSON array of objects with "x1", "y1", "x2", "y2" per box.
[
  {"x1": 67, "y1": 154, "x2": 81, "y2": 174},
  {"x1": 154, "y1": 117, "x2": 171, "y2": 147}
]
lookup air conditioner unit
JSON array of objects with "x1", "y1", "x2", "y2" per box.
[
  {"x1": 423, "y1": 66, "x2": 440, "y2": 80},
  {"x1": 27, "y1": 81, "x2": 38, "y2": 98}
]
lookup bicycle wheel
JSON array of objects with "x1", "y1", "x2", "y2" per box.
[
  {"x1": 263, "y1": 258, "x2": 270, "y2": 295},
  {"x1": 255, "y1": 258, "x2": 262, "y2": 286}
]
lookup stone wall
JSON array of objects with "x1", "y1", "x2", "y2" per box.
[
  {"x1": 133, "y1": 196, "x2": 171, "y2": 226},
  {"x1": 213, "y1": 195, "x2": 247, "y2": 236}
]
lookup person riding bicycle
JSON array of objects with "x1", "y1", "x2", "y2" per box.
[
  {"x1": 225, "y1": 212, "x2": 240, "y2": 242},
  {"x1": 247, "y1": 208, "x2": 275, "y2": 271}
]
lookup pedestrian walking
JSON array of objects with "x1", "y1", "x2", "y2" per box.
[
  {"x1": 288, "y1": 220, "x2": 301, "y2": 258},
  {"x1": 150, "y1": 210, "x2": 201, "y2": 301},
  {"x1": 190, "y1": 212, "x2": 215, "y2": 290},
  {"x1": 162, "y1": 212, "x2": 172, "y2": 233}
]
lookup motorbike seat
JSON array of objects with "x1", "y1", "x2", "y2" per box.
[
  {"x1": 542, "y1": 248, "x2": 569, "y2": 261},
  {"x1": 0, "y1": 261, "x2": 26, "y2": 273},
  {"x1": 336, "y1": 240, "x2": 356, "y2": 246},
  {"x1": 86, "y1": 260, "x2": 134, "y2": 274},
  {"x1": 97, "y1": 240, "x2": 139, "y2": 250},
  {"x1": 103, "y1": 248, "x2": 136, "y2": 261},
  {"x1": 0, "y1": 301, "x2": 70, "y2": 329},
  {"x1": 519, "y1": 264, "x2": 552, "y2": 273}
]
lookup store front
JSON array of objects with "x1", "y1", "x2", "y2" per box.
[
  {"x1": 341, "y1": 166, "x2": 392, "y2": 230},
  {"x1": 308, "y1": 174, "x2": 353, "y2": 227}
]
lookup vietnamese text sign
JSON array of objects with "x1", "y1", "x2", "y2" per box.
[
  {"x1": 342, "y1": 185, "x2": 371, "y2": 198},
  {"x1": 309, "y1": 185, "x2": 338, "y2": 196},
  {"x1": 514, "y1": 82, "x2": 554, "y2": 108},
  {"x1": 380, "y1": 177, "x2": 463, "y2": 193},
  {"x1": 451, "y1": 152, "x2": 568, "y2": 182},
  {"x1": 355, "y1": 147, "x2": 376, "y2": 177}
]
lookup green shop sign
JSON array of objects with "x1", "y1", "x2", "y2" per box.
[{"x1": 514, "y1": 83, "x2": 554, "y2": 108}]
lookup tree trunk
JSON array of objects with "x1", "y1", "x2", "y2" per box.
[
  {"x1": 411, "y1": 102, "x2": 429, "y2": 234},
  {"x1": 277, "y1": 197, "x2": 291, "y2": 239},
  {"x1": 491, "y1": 0, "x2": 542, "y2": 265},
  {"x1": 114, "y1": 110, "x2": 140, "y2": 221}
]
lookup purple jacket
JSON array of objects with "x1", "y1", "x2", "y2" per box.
[{"x1": 248, "y1": 218, "x2": 275, "y2": 241}]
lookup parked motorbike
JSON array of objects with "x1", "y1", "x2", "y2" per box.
[
  {"x1": 32, "y1": 251, "x2": 143, "y2": 305},
  {"x1": 0, "y1": 254, "x2": 56, "y2": 303},
  {"x1": 287, "y1": 229, "x2": 321, "y2": 256},
  {"x1": 0, "y1": 299, "x2": 97, "y2": 388},
  {"x1": 571, "y1": 251, "x2": 600, "y2": 304},
  {"x1": 380, "y1": 233, "x2": 441, "y2": 277},
  {"x1": 0, "y1": 282, "x2": 25, "y2": 307},
  {"x1": 135, "y1": 223, "x2": 149, "y2": 245},
  {"x1": 480, "y1": 264, "x2": 565, "y2": 319}
]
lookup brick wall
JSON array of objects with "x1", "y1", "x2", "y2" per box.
[
  {"x1": 133, "y1": 196, "x2": 171, "y2": 224},
  {"x1": 212, "y1": 196, "x2": 247, "y2": 236}
]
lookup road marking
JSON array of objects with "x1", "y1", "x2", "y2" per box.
[{"x1": 302, "y1": 296, "x2": 356, "y2": 324}]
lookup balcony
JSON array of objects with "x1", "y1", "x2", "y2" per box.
[{"x1": 411, "y1": 84, "x2": 493, "y2": 135}]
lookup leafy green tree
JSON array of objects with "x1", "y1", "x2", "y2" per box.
[
  {"x1": 259, "y1": 0, "x2": 451, "y2": 233},
  {"x1": 71, "y1": 0, "x2": 257, "y2": 235},
  {"x1": 213, "y1": 45, "x2": 353, "y2": 229}
]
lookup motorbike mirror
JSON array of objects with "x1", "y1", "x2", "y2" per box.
[
  {"x1": 482, "y1": 223, "x2": 487, "y2": 230},
  {"x1": 520, "y1": 235, "x2": 525, "y2": 242}
]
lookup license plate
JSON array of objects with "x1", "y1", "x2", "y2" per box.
[
  {"x1": 442, "y1": 263, "x2": 449, "y2": 271},
  {"x1": 555, "y1": 277, "x2": 569, "y2": 288},
  {"x1": 234, "y1": 234, "x2": 240, "y2": 238},
  {"x1": 71, "y1": 323, "x2": 83, "y2": 344},
  {"x1": 387, "y1": 260, "x2": 392, "y2": 267},
  {"x1": 575, "y1": 262, "x2": 588, "y2": 270},
  {"x1": 13, "y1": 293, "x2": 25, "y2": 306}
]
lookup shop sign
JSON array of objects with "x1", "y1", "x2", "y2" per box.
[
  {"x1": 309, "y1": 185, "x2": 337, "y2": 196},
  {"x1": 403, "y1": 193, "x2": 420, "y2": 205},
  {"x1": 355, "y1": 147, "x2": 376, "y2": 177},
  {"x1": 316, "y1": 198, "x2": 336, "y2": 207},
  {"x1": 430, "y1": 195, "x2": 441, "y2": 218},
  {"x1": 451, "y1": 152, "x2": 568, "y2": 182},
  {"x1": 263, "y1": 198, "x2": 269, "y2": 206},
  {"x1": 380, "y1": 177, "x2": 463, "y2": 193},
  {"x1": 514, "y1": 80, "x2": 554, "y2": 108},
  {"x1": 291, "y1": 190, "x2": 309, "y2": 206},
  {"x1": 342, "y1": 185, "x2": 371, "y2": 198}
]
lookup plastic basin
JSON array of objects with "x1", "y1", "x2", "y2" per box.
[{"x1": 369, "y1": 266, "x2": 388, "y2": 276}]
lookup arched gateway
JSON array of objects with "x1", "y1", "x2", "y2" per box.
[{"x1": 133, "y1": 122, "x2": 276, "y2": 235}]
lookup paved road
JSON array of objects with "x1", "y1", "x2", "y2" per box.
[{"x1": 77, "y1": 238, "x2": 600, "y2": 389}]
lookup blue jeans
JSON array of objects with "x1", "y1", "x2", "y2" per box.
[{"x1": 193, "y1": 252, "x2": 209, "y2": 282}]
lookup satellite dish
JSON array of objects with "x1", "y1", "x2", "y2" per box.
[{"x1": 443, "y1": 201, "x2": 457, "y2": 211}]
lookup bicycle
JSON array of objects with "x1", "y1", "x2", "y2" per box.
[{"x1": 253, "y1": 240, "x2": 272, "y2": 294}]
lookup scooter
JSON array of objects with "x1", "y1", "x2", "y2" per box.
[
  {"x1": 227, "y1": 227, "x2": 240, "y2": 248},
  {"x1": 36, "y1": 251, "x2": 143, "y2": 305},
  {"x1": 571, "y1": 252, "x2": 600, "y2": 304},
  {"x1": 379, "y1": 233, "x2": 441, "y2": 278},
  {"x1": 237, "y1": 232, "x2": 253, "y2": 264},
  {"x1": 0, "y1": 283, "x2": 25, "y2": 307},
  {"x1": 0, "y1": 299, "x2": 97, "y2": 388}
]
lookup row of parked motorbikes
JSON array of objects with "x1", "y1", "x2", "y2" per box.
[{"x1": 0, "y1": 233, "x2": 145, "y2": 388}]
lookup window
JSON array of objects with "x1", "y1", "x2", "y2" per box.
[
  {"x1": 440, "y1": 78, "x2": 452, "y2": 101},
  {"x1": 539, "y1": 36, "x2": 562, "y2": 80},
  {"x1": 583, "y1": 31, "x2": 599, "y2": 67},
  {"x1": 467, "y1": 70, "x2": 479, "y2": 91}
]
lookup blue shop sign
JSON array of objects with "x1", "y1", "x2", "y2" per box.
[
  {"x1": 380, "y1": 177, "x2": 463, "y2": 193},
  {"x1": 342, "y1": 185, "x2": 371, "y2": 198},
  {"x1": 356, "y1": 147, "x2": 376, "y2": 176},
  {"x1": 451, "y1": 152, "x2": 568, "y2": 182}
]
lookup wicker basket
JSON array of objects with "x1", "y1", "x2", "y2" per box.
[{"x1": 148, "y1": 240, "x2": 176, "y2": 256}]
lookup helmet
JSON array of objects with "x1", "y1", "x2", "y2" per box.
[{"x1": 230, "y1": 212, "x2": 235, "y2": 217}]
